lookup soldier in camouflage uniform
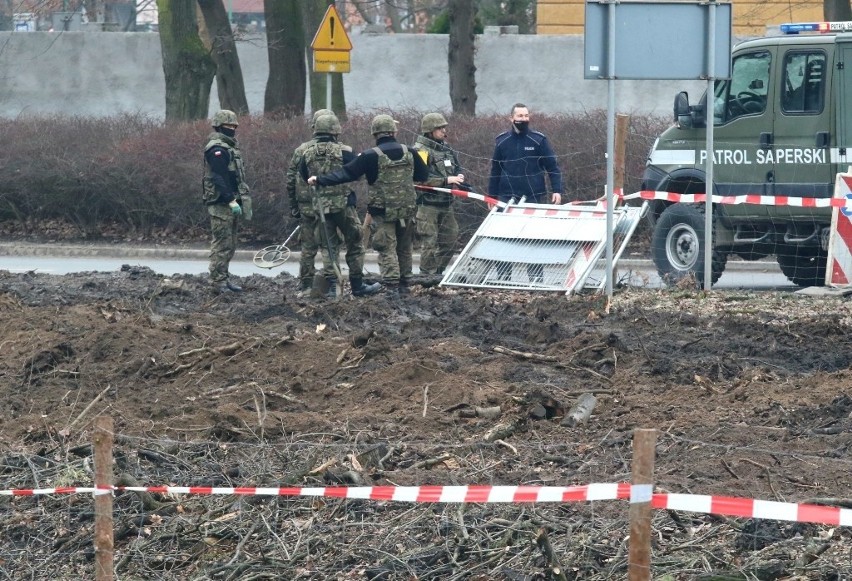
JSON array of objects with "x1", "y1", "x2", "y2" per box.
[
  {"x1": 413, "y1": 113, "x2": 465, "y2": 278},
  {"x1": 308, "y1": 114, "x2": 429, "y2": 295},
  {"x1": 202, "y1": 109, "x2": 250, "y2": 293},
  {"x1": 286, "y1": 109, "x2": 333, "y2": 292},
  {"x1": 298, "y1": 114, "x2": 381, "y2": 298}
]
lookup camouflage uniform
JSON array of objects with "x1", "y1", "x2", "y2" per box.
[
  {"x1": 202, "y1": 111, "x2": 249, "y2": 286},
  {"x1": 369, "y1": 146, "x2": 418, "y2": 284},
  {"x1": 301, "y1": 145, "x2": 368, "y2": 286},
  {"x1": 286, "y1": 109, "x2": 333, "y2": 290},
  {"x1": 413, "y1": 133, "x2": 461, "y2": 276},
  {"x1": 311, "y1": 114, "x2": 429, "y2": 293}
]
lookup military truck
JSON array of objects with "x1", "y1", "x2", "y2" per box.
[{"x1": 643, "y1": 21, "x2": 852, "y2": 287}]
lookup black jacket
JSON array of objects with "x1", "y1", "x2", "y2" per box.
[{"x1": 316, "y1": 136, "x2": 429, "y2": 187}]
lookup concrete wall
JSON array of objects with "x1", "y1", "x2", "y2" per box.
[{"x1": 0, "y1": 30, "x2": 706, "y2": 119}]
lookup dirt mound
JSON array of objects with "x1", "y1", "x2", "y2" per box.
[{"x1": 2, "y1": 267, "x2": 852, "y2": 579}]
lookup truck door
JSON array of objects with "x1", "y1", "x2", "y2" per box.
[
  {"x1": 712, "y1": 49, "x2": 774, "y2": 222},
  {"x1": 772, "y1": 48, "x2": 833, "y2": 211},
  {"x1": 835, "y1": 39, "x2": 852, "y2": 173}
]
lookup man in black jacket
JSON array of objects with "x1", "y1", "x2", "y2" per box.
[{"x1": 488, "y1": 103, "x2": 563, "y2": 283}]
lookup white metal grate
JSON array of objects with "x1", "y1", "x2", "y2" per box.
[{"x1": 441, "y1": 200, "x2": 647, "y2": 294}]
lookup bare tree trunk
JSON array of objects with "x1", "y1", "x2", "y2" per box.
[
  {"x1": 385, "y1": 2, "x2": 402, "y2": 32},
  {"x1": 448, "y1": 0, "x2": 477, "y2": 116},
  {"x1": 84, "y1": 0, "x2": 106, "y2": 23},
  {"x1": 157, "y1": 0, "x2": 216, "y2": 121},
  {"x1": 264, "y1": 0, "x2": 306, "y2": 117},
  {"x1": 197, "y1": 0, "x2": 249, "y2": 115},
  {"x1": 824, "y1": 0, "x2": 852, "y2": 21},
  {"x1": 306, "y1": 0, "x2": 347, "y2": 117}
]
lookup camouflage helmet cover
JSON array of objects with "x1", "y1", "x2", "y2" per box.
[
  {"x1": 211, "y1": 109, "x2": 239, "y2": 127},
  {"x1": 311, "y1": 108, "x2": 334, "y2": 128},
  {"x1": 314, "y1": 114, "x2": 342, "y2": 135},
  {"x1": 371, "y1": 114, "x2": 398, "y2": 135},
  {"x1": 421, "y1": 112, "x2": 448, "y2": 133}
]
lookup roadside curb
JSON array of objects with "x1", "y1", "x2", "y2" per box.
[{"x1": 0, "y1": 242, "x2": 781, "y2": 272}]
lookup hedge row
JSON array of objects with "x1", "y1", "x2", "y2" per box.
[{"x1": 1, "y1": 111, "x2": 669, "y2": 244}]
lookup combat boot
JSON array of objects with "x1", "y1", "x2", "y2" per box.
[
  {"x1": 350, "y1": 276, "x2": 381, "y2": 297},
  {"x1": 326, "y1": 277, "x2": 338, "y2": 299},
  {"x1": 397, "y1": 279, "x2": 411, "y2": 296},
  {"x1": 225, "y1": 280, "x2": 243, "y2": 292}
]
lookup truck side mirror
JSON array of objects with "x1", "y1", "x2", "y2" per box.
[{"x1": 674, "y1": 92, "x2": 693, "y2": 129}]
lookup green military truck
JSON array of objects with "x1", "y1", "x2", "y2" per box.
[{"x1": 643, "y1": 21, "x2": 852, "y2": 287}]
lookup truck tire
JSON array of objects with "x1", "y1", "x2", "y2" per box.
[
  {"x1": 776, "y1": 243, "x2": 827, "y2": 287},
  {"x1": 651, "y1": 204, "x2": 728, "y2": 286}
]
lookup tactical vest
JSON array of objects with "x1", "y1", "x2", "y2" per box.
[
  {"x1": 413, "y1": 135, "x2": 459, "y2": 206},
  {"x1": 369, "y1": 146, "x2": 416, "y2": 221},
  {"x1": 302, "y1": 140, "x2": 352, "y2": 213},
  {"x1": 202, "y1": 132, "x2": 248, "y2": 204},
  {"x1": 292, "y1": 139, "x2": 316, "y2": 206}
]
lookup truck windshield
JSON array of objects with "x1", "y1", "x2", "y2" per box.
[{"x1": 713, "y1": 50, "x2": 771, "y2": 125}]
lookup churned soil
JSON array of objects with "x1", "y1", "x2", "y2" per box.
[{"x1": 2, "y1": 265, "x2": 852, "y2": 579}]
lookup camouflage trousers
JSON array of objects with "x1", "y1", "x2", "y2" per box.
[
  {"x1": 370, "y1": 214, "x2": 414, "y2": 284},
  {"x1": 209, "y1": 213, "x2": 238, "y2": 283},
  {"x1": 416, "y1": 204, "x2": 458, "y2": 275},
  {"x1": 297, "y1": 209, "x2": 320, "y2": 286},
  {"x1": 317, "y1": 207, "x2": 366, "y2": 280}
]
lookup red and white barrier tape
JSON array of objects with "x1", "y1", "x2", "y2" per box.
[
  {"x1": 4, "y1": 482, "x2": 852, "y2": 526},
  {"x1": 623, "y1": 190, "x2": 852, "y2": 208},
  {"x1": 0, "y1": 483, "x2": 628, "y2": 503},
  {"x1": 415, "y1": 185, "x2": 507, "y2": 209}
]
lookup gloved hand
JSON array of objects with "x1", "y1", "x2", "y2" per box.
[
  {"x1": 347, "y1": 191, "x2": 357, "y2": 207},
  {"x1": 289, "y1": 206, "x2": 301, "y2": 219},
  {"x1": 229, "y1": 200, "x2": 243, "y2": 216}
]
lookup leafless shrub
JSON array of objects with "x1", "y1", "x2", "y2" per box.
[{"x1": 1, "y1": 111, "x2": 668, "y2": 246}]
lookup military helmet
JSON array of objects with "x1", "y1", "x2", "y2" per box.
[
  {"x1": 370, "y1": 114, "x2": 398, "y2": 135},
  {"x1": 421, "y1": 112, "x2": 448, "y2": 133},
  {"x1": 211, "y1": 109, "x2": 239, "y2": 127},
  {"x1": 311, "y1": 108, "x2": 334, "y2": 128},
  {"x1": 314, "y1": 113, "x2": 341, "y2": 135}
]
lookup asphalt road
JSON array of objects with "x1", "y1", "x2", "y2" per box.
[{"x1": 0, "y1": 242, "x2": 796, "y2": 291}]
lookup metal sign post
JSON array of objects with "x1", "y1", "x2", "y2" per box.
[
  {"x1": 310, "y1": 5, "x2": 353, "y2": 110},
  {"x1": 585, "y1": 0, "x2": 732, "y2": 296}
]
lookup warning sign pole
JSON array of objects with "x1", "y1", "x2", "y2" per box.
[{"x1": 311, "y1": 5, "x2": 353, "y2": 111}]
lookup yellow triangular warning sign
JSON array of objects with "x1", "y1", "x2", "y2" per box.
[{"x1": 311, "y1": 5, "x2": 352, "y2": 51}]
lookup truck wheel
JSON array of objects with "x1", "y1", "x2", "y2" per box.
[
  {"x1": 651, "y1": 204, "x2": 728, "y2": 286},
  {"x1": 776, "y1": 243, "x2": 827, "y2": 287}
]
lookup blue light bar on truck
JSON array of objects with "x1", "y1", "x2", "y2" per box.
[{"x1": 780, "y1": 21, "x2": 852, "y2": 34}]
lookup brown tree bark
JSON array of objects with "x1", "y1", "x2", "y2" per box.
[
  {"x1": 264, "y1": 0, "x2": 306, "y2": 117},
  {"x1": 197, "y1": 0, "x2": 249, "y2": 115},
  {"x1": 448, "y1": 0, "x2": 477, "y2": 116},
  {"x1": 157, "y1": 0, "x2": 216, "y2": 121},
  {"x1": 824, "y1": 0, "x2": 852, "y2": 21}
]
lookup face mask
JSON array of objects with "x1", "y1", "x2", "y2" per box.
[
  {"x1": 513, "y1": 121, "x2": 529, "y2": 133},
  {"x1": 219, "y1": 127, "x2": 236, "y2": 138}
]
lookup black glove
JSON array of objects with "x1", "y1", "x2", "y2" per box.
[
  {"x1": 289, "y1": 206, "x2": 301, "y2": 219},
  {"x1": 347, "y1": 191, "x2": 357, "y2": 207},
  {"x1": 456, "y1": 182, "x2": 474, "y2": 192}
]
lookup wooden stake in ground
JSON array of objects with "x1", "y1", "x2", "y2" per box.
[
  {"x1": 93, "y1": 415, "x2": 114, "y2": 581},
  {"x1": 628, "y1": 428, "x2": 656, "y2": 581},
  {"x1": 614, "y1": 114, "x2": 629, "y2": 196}
]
